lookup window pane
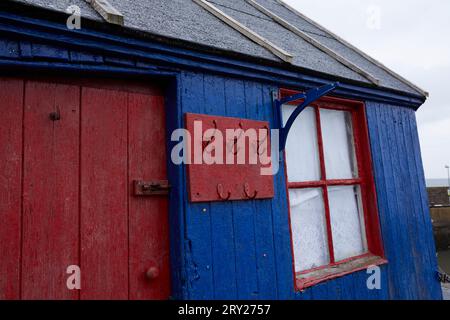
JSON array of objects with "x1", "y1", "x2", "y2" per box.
[
  {"x1": 289, "y1": 188, "x2": 329, "y2": 272},
  {"x1": 320, "y1": 109, "x2": 358, "y2": 179},
  {"x1": 282, "y1": 105, "x2": 321, "y2": 182},
  {"x1": 328, "y1": 185, "x2": 367, "y2": 261}
]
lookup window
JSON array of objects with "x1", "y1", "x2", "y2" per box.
[{"x1": 281, "y1": 90, "x2": 386, "y2": 289}]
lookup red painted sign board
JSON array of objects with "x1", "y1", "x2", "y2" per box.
[{"x1": 185, "y1": 113, "x2": 275, "y2": 203}]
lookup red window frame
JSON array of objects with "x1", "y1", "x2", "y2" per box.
[{"x1": 280, "y1": 89, "x2": 387, "y2": 290}]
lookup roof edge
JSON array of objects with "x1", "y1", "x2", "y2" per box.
[
  {"x1": 274, "y1": 0, "x2": 429, "y2": 98},
  {"x1": 248, "y1": 0, "x2": 380, "y2": 85},
  {"x1": 1, "y1": 1, "x2": 428, "y2": 107}
]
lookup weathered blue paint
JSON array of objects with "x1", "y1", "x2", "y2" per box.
[
  {"x1": 164, "y1": 75, "x2": 188, "y2": 300},
  {"x1": 0, "y1": 7, "x2": 442, "y2": 300},
  {"x1": 365, "y1": 102, "x2": 443, "y2": 300}
]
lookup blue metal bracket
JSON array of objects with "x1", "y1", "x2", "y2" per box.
[{"x1": 275, "y1": 82, "x2": 340, "y2": 152}]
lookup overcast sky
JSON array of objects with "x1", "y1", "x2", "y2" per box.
[{"x1": 284, "y1": 0, "x2": 450, "y2": 179}]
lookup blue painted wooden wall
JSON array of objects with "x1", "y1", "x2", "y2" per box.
[
  {"x1": 179, "y1": 72, "x2": 282, "y2": 299},
  {"x1": 178, "y1": 73, "x2": 442, "y2": 300},
  {"x1": 0, "y1": 16, "x2": 442, "y2": 299},
  {"x1": 365, "y1": 102, "x2": 442, "y2": 300}
]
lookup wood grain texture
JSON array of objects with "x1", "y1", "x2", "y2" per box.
[
  {"x1": 185, "y1": 112, "x2": 273, "y2": 203},
  {"x1": 180, "y1": 74, "x2": 286, "y2": 300},
  {"x1": 1, "y1": 78, "x2": 170, "y2": 299},
  {"x1": 202, "y1": 75, "x2": 238, "y2": 299},
  {"x1": 0, "y1": 78, "x2": 23, "y2": 299},
  {"x1": 226, "y1": 79, "x2": 259, "y2": 299},
  {"x1": 22, "y1": 81, "x2": 80, "y2": 300},
  {"x1": 250, "y1": 83, "x2": 278, "y2": 299},
  {"x1": 165, "y1": 78, "x2": 187, "y2": 299},
  {"x1": 365, "y1": 102, "x2": 442, "y2": 300},
  {"x1": 128, "y1": 91, "x2": 170, "y2": 300},
  {"x1": 80, "y1": 87, "x2": 128, "y2": 300},
  {"x1": 181, "y1": 72, "x2": 215, "y2": 299}
]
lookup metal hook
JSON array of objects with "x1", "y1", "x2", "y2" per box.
[
  {"x1": 244, "y1": 183, "x2": 258, "y2": 200},
  {"x1": 217, "y1": 183, "x2": 231, "y2": 201}
]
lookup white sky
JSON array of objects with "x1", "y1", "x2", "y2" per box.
[{"x1": 284, "y1": 0, "x2": 450, "y2": 179}]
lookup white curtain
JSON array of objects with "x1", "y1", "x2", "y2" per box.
[
  {"x1": 320, "y1": 109, "x2": 358, "y2": 180},
  {"x1": 282, "y1": 106, "x2": 321, "y2": 182},
  {"x1": 328, "y1": 186, "x2": 367, "y2": 261},
  {"x1": 289, "y1": 188, "x2": 330, "y2": 272}
]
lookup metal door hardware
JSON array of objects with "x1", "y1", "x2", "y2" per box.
[{"x1": 134, "y1": 180, "x2": 171, "y2": 196}]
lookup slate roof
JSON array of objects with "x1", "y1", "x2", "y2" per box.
[{"x1": 12, "y1": 0, "x2": 426, "y2": 97}]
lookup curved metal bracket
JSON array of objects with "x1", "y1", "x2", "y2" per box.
[{"x1": 275, "y1": 82, "x2": 340, "y2": 151}]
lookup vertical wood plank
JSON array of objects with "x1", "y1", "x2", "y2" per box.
[
  {"x1": 365, "y1": 103, "x2": 391, "y2": 299},
  {"x1": 22, "y1": 81, "x2": 80, "y2": 300},
  {"x1": 245, "y1": 81, "x2": 278, "y2": 299},
  {"x1": 269, "y1": 85, "x2": 295, "y2": 300},
  {"x1": 181, "y1": 72, "x2": 214, "y2": 299},
  {"x1": 0, "y1": 78, "x2": 23, "y2": 300},
  {"x1": 386, "y1": 106, "x2": 418, "y2": 299},
  {"x1": 392, "y1": 107, "x2": 422, "y2": 297},
  {"x1": 165, "y1": 77, "x2": 187, "y2": 299},
  {"x1": 128, "y1": 91, "x2": 171, "y2": 300},
  {"x1": 372, "y1": 104, "x2": 405, "y2": 299},
  {"x1": 204, "y1": 75, "x2": 238, "y2": 300},
  {"x1": 365, "y1": 102, "x2": 442, "y2": 300},
  {"x1": 80, "y1": 87, "x2": 128, "y2": 300},
  {"x1": 407, "y1": 111, "x2": 443, "y2": 299},
  {"x1": 399, "y1": 108, "x2": 430, "y2": 297},
  {"x1": 225, "y1": 78, "x2": 259, "y2": 299}
]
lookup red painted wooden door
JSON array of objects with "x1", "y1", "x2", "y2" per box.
[{"x1": 0, "y1": 78, "x2": 170, "y2": 300}]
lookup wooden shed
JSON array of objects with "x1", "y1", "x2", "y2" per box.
[{"x1": 0, "y1": 0, "x2": 442, "y2": 300}]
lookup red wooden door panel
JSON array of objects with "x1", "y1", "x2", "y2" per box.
[
  {"x1": 22, "y1": 81, "x2": 80, "y2": 300},
  {"x1": 128, "y1": 92, "x2": 170, "y2": 300},
  {"x1": 80, "y1": 87, "x2": 129, "y2": 300},
  {"x1": 0, "y1": 78, "x2": 24, "y2": 300},
  {"x1": 0, "y1": 78, "x2": 170, "y2": 300}
]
